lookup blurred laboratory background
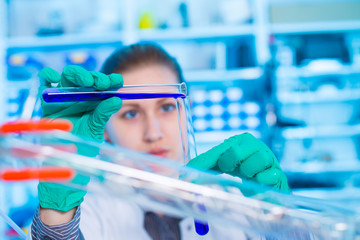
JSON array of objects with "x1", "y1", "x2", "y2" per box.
[{"x1": 0, "y1": 0, "x2": 360, "y2": 238}]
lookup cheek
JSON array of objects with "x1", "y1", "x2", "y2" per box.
[
  {"x1": 167, "y1": 110, "x2": 190, "y2": 163},
  {"x1": 165, "y1": 123, "x2": 181, "y2": 142},
  {"x1": 161, "y1": 115, "x2": 184, "y2": 160},
  {"x1": 110, "y1": 119, "x2": 143, "y2": 150},
  {"x1": 162, "y1": 113, "x2": 181, "y2": 139}
]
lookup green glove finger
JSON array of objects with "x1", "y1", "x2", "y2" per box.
[
  {"x1": 91, "y1": 71, "x2": 111, "y2": 90},
  {"x1": 109, "y1": 73, "x2": 124, "y2": 88},
  {"x1": 60, "y1": 65, "x2": 94, "y2": 87},
  {"x1": 276, "y1": 174, "x2": 291, "y2": 193},
  {"x1": 253, "y1": 166, "x2": 282, "y2": 186},
  {"x1": 218, "y1": 147, "x2": 272, "y2": 178},
  {"x1": 225, "y1": 133, "x2": 268, "y2": 161},
  {"x1": 186, "y1": 142, "x2": 232, "y2": 170},
  {"x1": 88, "y1": 97, "x2": 123, "y2": 141},
  {"x1": 188, "y1": 133, "x2": 267, "y2": 171},
  {"x1": 239, "y1": 150, "x2": 273, "y2": 178},
  {"x1": 254, "y1": 165, "x2": 290, "y2": 193},
  {"x1": 216, "y1": 146, "x2": 239, "y2": 173},
  {"x1": 38, "y1": 67, "x2": 61, "y2": 87}
]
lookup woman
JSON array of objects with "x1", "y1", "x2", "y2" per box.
[
  {"x1": 31, "y1": 43, "x2": 289, "y2": 240},
  {"x1": 102, "y1": 44, "x2": 188, "y2": 164}
]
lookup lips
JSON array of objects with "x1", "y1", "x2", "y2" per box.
[{"x1": 148, "y1": 148, "x2": 169, "y2": 158}]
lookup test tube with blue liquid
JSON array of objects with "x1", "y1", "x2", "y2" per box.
[
  {"x1": 41, "y1": 83, "x2": 209, "y2": 235},
  {"x1": 42, "y1": 84, "x2": 187, "y2": 102}
]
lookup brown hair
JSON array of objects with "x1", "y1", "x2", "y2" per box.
[{"x1": 101, "y1": 43, "x2": 184, "y2": 83}]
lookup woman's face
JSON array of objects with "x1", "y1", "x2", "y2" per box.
[{"x1": 105, "y1": 64, "x2": 185, "y2": 163}]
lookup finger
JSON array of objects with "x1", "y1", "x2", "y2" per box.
[
  {"x1": 109, "y1": 73, "x2": 124, "y2": 88},
  {"x1": 186, "y1": 133, "x2": 260, "y2": 171},
  {"x1": 38, "y1": 67, "x2": 61, "y2": 87},
  {"x1": 239, "y1": 150, "x2": 273, "y2": 178},
  {"x1": 276, "y1": 175, "x2": 291, "y2": 193},
  {"x1": 186, "y1": 142, "x2": 232, "y2": 170},
  {"x1": 60, "y1": 65, "x2": 94, "y2": 87},
  {"x1": 217, "y1": 146, "x2": 240, "y2": 173},
  {"x1": 225, "y1": 133, "x2": 268, "y2": 161},
  {"x1": 91, "y1": 72, "x2": 111, "y2": 90},
  {"x1": 89, "y1": 97, "x2": 123, "y2": 140},
  {"x1": 253, "y1": 166, "x2": 282, "y2": 186}
]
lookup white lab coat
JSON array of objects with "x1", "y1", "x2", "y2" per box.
[{"x1": 80, "y1": 184, "x2": 263, "y2": 240}]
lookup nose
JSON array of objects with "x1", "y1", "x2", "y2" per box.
[{"x1": 143, "y1": 114, "x2": 164, "y2": 142}]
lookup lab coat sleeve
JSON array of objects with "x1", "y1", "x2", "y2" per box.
[{"x1": 31, "y1": 205, "x2": 83, "y2": 240}]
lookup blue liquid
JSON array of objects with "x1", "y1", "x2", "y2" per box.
[
  {"x1": 42, "y1": 88, "x2": 186, "y2": 102},
  {"x1": 193, "y1": 197, "x2": 209, "y2": 236},
  {"x1": 195, "y1": 220, "x2": 210, "y2": 235}
]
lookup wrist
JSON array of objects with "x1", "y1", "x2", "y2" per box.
[{"x1": 39, "y1": 206, "x2": 77, "y2": 225}]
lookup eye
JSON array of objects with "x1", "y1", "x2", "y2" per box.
[
  {"x1": 122, "y1": 110, "x2": 139, "y2": 119},
  {"x1": 161, "y1": 103, "x2": 176, "y2": 113}
]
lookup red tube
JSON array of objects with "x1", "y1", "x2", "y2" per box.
[
  {"x1": 0, "y1": 119, "x2": 73, "y2": 134},
  {"x1": 0, "y1": 167, "x2": 75, "y2": 181}
]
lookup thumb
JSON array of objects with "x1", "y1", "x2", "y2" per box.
[
  {"x1": 38, "y1": 68, "x2": 61, "y2": 99},
  {"x1": 88, "y1": 97, "x2": 122, "y2": 141},
  {"x1": 254, "y1": 167, "x2": 283, "y2": 186}
]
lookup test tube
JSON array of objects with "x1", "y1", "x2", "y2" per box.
[{"x1": 42, "y1": 84, "x2": 187, "y2": 102}]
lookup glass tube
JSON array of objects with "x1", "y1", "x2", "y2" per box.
[
  {"x1": 42, "y1": 83, "x2": 187, "y2": 102},
  {"x1": 1, "y1": 132, "x2": 359, "y2": 239}
]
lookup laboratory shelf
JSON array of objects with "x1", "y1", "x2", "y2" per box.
[
  {"x1": 7, "y1": 32, "x2": 124, "y2": 49},
  {"x1": 276, "y1": 88, "x2": 360, "y2": 104},
  {"x1": 7, "y1": 25, "x2": 255, "y2": 49},
  {"x1": 284, "y1": 165, "x2": 360, "y2": 193},
  {"x1": 276, "y1": 65, "x2": 360, "y2": 78},
  {"x1": 138, "y1": 25, "x2": 255, "y2": 41},
  {"x1": 184, "y1": 67, "x2": 263, "y2": 82},
  {"x1": 280, "y1": 123, "x2": 360, "y2": 140},
  {"x1": 283, "y1": 162, "x2": 360, "y2": 173},
  {"x1": 271, "y1": 20, "x2": 360, "y2": 35}
]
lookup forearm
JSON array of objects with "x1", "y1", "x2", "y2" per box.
[{"x1": 31, "y1": 205, "x2": 83, "y2": 240}]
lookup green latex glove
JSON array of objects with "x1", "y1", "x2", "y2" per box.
[
  {"x1": 38, "y1": 65, "x2": 124, "y2": 212},
  {"x1": 39, "y1": 65, "x2": 123, "y2": 142},
  {"x1": 187, "y1": 133, "x2": 290, "y2": 193}
]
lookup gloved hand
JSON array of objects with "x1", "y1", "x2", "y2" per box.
[
  {"x1": 187, "y1": 133, "x2": 290, "y2": 193},
  {"x1": 39, "y1": 65, "x2": 123, "y2": 142},
  {"x1": 38, "y1": 65, "x2": 124, "y2": 212}
]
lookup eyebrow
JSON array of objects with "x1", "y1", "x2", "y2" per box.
[
  {"x1": 121, "y1": 103, "x2": 140, "y2": 108},
  {"x1": 156, "y1": 98, "x2": 174, "y2": 104},
  {"x1": 122, "y1": 98, "x2": 175, "y2": 107},
  {"x1": 119, "y1": 100, "x2": 178, "y2": 117}
]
